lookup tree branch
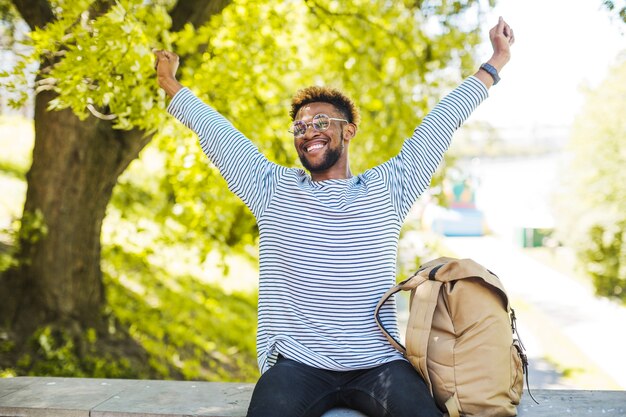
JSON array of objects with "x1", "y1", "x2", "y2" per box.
[
  {"x1": 305, "y1": 0, "x2": 422, "y2": 63},
  {"x1": 86, "y1": 0, "x2": 116, "y2": 19},
  {"x1": 11, "y1": 0, "x2": 53, "y2": 29},
  {"x1": 169, "y1": 0, "x2": 232, "y2": 31},
  {"x1": 86, "y1": 104, "x2": 117, "y2": 121}
]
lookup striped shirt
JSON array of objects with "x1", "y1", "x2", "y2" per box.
[{"x1": 168, "y1": 76, "x2": 488, "y2": 373}]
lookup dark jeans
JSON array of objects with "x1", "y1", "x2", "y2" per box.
[{"x1": 246, "y1": 357, "x2": 442, "y2": 417}]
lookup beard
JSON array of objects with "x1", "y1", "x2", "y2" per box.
[{"x1": 299, "y1": 132, "x2": 344, "y2": 173}]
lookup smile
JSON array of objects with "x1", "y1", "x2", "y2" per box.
[
  {"x1": 301, "y1": 139, "x2": 328, "y2": 153},
  {"x1": 306, "y1": 143, "x2": 325, "y2": 152}
]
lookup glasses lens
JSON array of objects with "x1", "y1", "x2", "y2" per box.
[
  {"x1": 313, "y1": 114, "x2": 330, "y2": 132},
  {"x1": 292, "y1": 121, "x2": 306, "y2": 137}
]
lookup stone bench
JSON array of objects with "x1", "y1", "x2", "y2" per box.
[{"x1": 0, "y1": 377, "x2": 624, "y2": 416}]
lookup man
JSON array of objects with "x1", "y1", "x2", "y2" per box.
[{"x1": 155, "y1": 16, "x2": 514, "y2": 417}]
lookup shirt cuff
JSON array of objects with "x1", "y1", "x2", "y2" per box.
[
  {"x1": 166, "y1": 87, "x2": 192, "y2": 115},
  {"x1": 467, "y1": 75, "x2": 490, "y2": 99}
]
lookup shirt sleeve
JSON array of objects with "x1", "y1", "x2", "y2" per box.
[
  {"x1": 167, "y1": 88, "x2": 281, "y2": 218},
  {"x1": 371, "y1": 76, "x2": 489, "y2": 220}
]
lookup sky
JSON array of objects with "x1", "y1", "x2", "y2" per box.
[{"x1": 470, "y1": 0, "x2": 625, "y2": 132}]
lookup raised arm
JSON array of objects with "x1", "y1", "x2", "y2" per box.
[
  {"x1": 153, "y1": 50, "x2": 280, "y2": 219},
  {"x1": 372, "y1": 17, "x2": 515, "y2": 219}
]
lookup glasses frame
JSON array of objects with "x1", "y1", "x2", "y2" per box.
[{"x1": 289, "y1": 113, "x2": 349, "y2": 138}]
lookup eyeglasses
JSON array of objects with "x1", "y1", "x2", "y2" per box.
[{"x1": 289, "y1": 113, "x2": 348, "y2": 138}]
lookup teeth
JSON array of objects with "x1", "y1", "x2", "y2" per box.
[{"x1": 307, "y1": 143, "x2": 324, "y2": 152}]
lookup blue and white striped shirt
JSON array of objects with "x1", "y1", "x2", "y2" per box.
[{"x1": 168, "y1": 76, "x2": 488, "y2": 373}]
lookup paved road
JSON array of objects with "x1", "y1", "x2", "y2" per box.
[{"x1": 439, "y1": 236, "x2": 626, "y2": 390}]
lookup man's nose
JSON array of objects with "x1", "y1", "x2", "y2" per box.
[{"x1": 302, "y1": 122, "x2": 319, "y2": 138}]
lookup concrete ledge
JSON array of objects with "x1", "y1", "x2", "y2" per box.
[{"x1": 1, "y1": 377, "x2": 625, "y2": 416}]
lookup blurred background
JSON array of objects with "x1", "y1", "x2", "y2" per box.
[{"x1": 0, "y1": 0, "x2": 624, "y2": 391}]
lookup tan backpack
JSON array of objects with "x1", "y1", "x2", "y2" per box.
[{"x1": 375, "y1": 257, "x2": 528, "y2": 417}]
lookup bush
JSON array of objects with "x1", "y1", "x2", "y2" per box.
[{"x1": 581, "y1": 220, "x2": 626, "y2": 300}]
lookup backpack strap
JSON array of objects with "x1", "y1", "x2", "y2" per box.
[
  {"x1": 374, "y1": 271, "x2": 431, "y2": 354},
  {"x1": 406, "y1": 273, "x2": 443, "y2": 395},
  {"x1": 444, "y1": 393, "x2": 461, "y2": 417},
  {"x1": 375, "y1": 267, "x2": 445, "y2": 395},
  {"x1": 374, "y1": 280, "x2": 409, "y2": 354},
  {"x1": 424, "y1": 257, "x2": 510, "y2": 310}
]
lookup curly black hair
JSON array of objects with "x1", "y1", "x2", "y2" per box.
[{"x1": 290, "y1": 86, "x2": 360, "y2": 127}]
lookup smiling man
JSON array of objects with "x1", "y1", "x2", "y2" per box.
[{"x1": 155, "y1": 16, "x2": 514, "y2": 417}]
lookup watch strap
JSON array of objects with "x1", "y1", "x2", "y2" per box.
[{"x1": 480, "y1": 63, "x2": 500, "y2": 85}]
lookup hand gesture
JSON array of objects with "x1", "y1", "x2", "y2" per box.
[
  {"x1": 154, "y1": 50, "x2": 183, "y2": 98},
  {"x1": 488, "y1": 17, "x2": 515, "y2": 71},
  {"x1": 154, "y1": 50, "x2": 180, "y2": 80}
]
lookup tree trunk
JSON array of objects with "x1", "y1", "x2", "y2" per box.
[
  {"x1": 1, "y1": 88, "x2": 150, "y2": 336},
  {"x1": 0, "y1": 0, "x2": 233, "y2": 375}
]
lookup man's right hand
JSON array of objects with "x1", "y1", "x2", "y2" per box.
[
  {"x1": 154, "y1": 50, "x2": 184, "y2": 98},
  {"x1": 486, "y1": 17, "x2": 514, "y2": 73},
  {"x1": 474, "y1": 17, "x2": 515, "y2": 89}
]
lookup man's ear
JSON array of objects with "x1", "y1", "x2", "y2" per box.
[{"x1": 343, "y1": 123, "x2": 357, "y2": 142}]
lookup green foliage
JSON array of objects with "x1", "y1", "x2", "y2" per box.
[
  {"x1": 0, "y1": 209, "x2": 48, "y2": 270},
  {"x1": 555, "y1": 56, "x2": 626, "y2": 302},
  {"x1": 16, "y1": 209, "x2": 47, "y2": 245},
  {"x1": 2, "y1": 0, "x2": 170, "y2": 128},
  {"x1": 1, "y1": 242, "x2": 259, "y2": 380},
  {"x1": 103, "y1": 243, "x2": 259, "y2": 381},
  {"x1": 14, "y1": 325, "x2": 136, "y2": 378},
  {"x1": 0, "y1": 159, "x2": 26, "y2": 180},
  {"x1": 0, "y1": 221, "x2": 18, "y2": 272},
  {"x1": 583, "y1": 221, "x2": 626, "y2": 299},
  {"x1": 41, "y1": 1, "x2": 171, "y2": 130}
]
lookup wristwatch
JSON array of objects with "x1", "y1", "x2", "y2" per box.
[{"x1": 480, "y1": 63, "x2": 500, "y2": 85}]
